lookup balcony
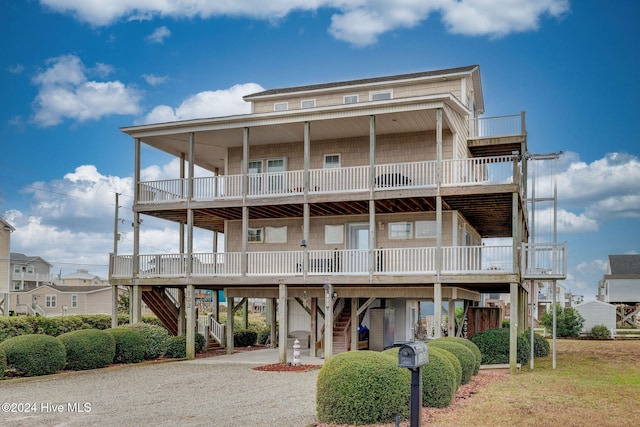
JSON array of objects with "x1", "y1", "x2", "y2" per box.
[
  {"x1": 137, "y1": 155, "x2": 520, "y2": 205},
  {"x1": 521, "y1": 243, "x2": 567, "y2": 279},
  {"x1": 110, "y1": 245, "x2": 517, "y2": 279}
]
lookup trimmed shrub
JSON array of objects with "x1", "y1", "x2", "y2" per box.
[
  {"x1": 195, "y1": 332, "x2": 205, "y2": 353},
  {"x1": 165, "y1": 335, "x2": 188, "y2": 358},
  {"x1": 122, "y1": 323, "x2": 170, "y2": 360},
  {"x1": 0, "y1": 316, "x2": 34, "y2": 342},
  {"x1": 0, "y1": 334, "x2": 66, "y2": 376},
  {"x1": 540, "y1": 305, "x2": 585, "y2": 338},
  {"x1": 234, "y1": 330, "x2": 258, "y2": 347},
  {"x1": 525, "y1": 330, "x2": 550, "y2": 357},
  {"x1": 317, "y1": 351, "x2": 410, "y2": 425},
  {"x1": 106, "y1": 328, "x2": 146, "y2": 364},
  {"x1": 428, "y1": 340, "x2": 475, "y2": 384},
  {"x1": 257, "y1": 330, "x2": 271, "y2": 345},
  {"x1": 436, "y1": 337, "x2": 481, "y2": 375},
  {"x1": 589, "y1": 324, "x2": 611, "y2": 339},
  {"x1": 436, "y1": 345, "x2": 462, "y2": 389},
  {"x1": 0, "y1": 346, "x2": 6, "y2": 376},
  {"x1": 470, "y1": 328, "x2": 530, "y2": 365},
  {"x1": 383, "y1": 346, "x2": 457, "y2": 408},
  {"x1": 58, "y1": 329, "x2": 116, "y2": 371}
]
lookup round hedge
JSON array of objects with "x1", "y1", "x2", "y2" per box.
[
  {"x1": 527, "y1": 331, "x2": 550, "y2": 357},
  {"x1": 165, "y1": 335, "x2": 187, "y2": 358},
  {"x1": 58, "y1": 329, "x2": 116, "y2": 371},
  {"x1": 428, "y1": 341, "x2": 475, "y2": 384},
  {"x1": 0, "y1": 334, "x2": 66, "y2": 376},
  {"x1": 0, "y1": 346, "x2": 6, "y2": 376},
  {"x1": 435, "y1": 337, "x2": 481, "y2": 374},
  {"x1": 106, "y1": 327, "x2": 146, "y2": 364},
  {"x1": 470, "y1": 328, "x2": 530, "y2": 365},
  {"x1": 122, "y1": 323, "x2": 170, "y2": 360},
  {"x1": 436, "y1": 345, "x2": 462, "y2": 389},
  {"x1": 317, "y1": 351, "x2": 410, "y2": 425},
  {"x1": 383, "y1": 346, "x2": 457, "y2": 409}
]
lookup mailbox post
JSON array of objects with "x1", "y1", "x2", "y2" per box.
[{"x1": 398, "y1": 342, "x2": 429, "y2": 427}]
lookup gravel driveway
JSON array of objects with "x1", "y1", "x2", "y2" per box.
[{"x1": 0, "y1": 352, "x2": 321, "y2": 427}]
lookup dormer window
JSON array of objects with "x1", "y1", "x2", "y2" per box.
[
  {"x1": 370, "y1": 90, "x2": 393, "y2": 101},
  {"x1": 343, "y1": 94, "x2": 359, "y2": 104},
  {"x1": 274, "y1": 102, "x2": 288, "y2": 111},
  {"x1": 301, "y1": 99, "x2": 316, "y2": 109}
]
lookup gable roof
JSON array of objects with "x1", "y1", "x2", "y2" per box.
[
  {"x1": 608, "y1": 254, "x2": 640, "y2": 275},
  {"x1": 0, "y1": 216, "x2": 15, "y2": 232},
  {"x1": 10, "y1": 252, "x2": 52, "y2": 266},
  {"x1": 62, "y1": 269, "x2": 105, "y2": 281},
  {"x1": 13, "y1": 284, "x2": 111, "y2": 295},
  {"x1": 244, "y1": 65, "x2": 483, "y2": 112}
]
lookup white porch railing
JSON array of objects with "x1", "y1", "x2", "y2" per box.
[
  {"x1": 136, "y1": 156, "x2": 520, "y2": 204},
  {"x1": 112, "y1": 245, "x2": 522, "y2": 278},
  {"x1": 468, "y1": 113, "x2": 525, "y2": 139},
  {"x1": 521, "y1": 242, "x2": 567, "y2": 279}
]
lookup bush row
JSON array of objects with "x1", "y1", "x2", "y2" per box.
[
  {"x1": 317, "y1": 337, "x2": 483, "y2": 425},
  {"x1": 470, "y1": 327, "x2": 550, "y2": 365},
  {"x1": 0, "y1": 324, "x2": 206, "y2": 378}
]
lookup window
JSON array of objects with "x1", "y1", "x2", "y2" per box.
[
  {"x1": 343, "y1": 94, "x2": 359, "y2": 104},
  {"x1": 266, "y1": 226, "x2": 287, "y2": 243},
  {"x1": 13, "y1": 265, "x2": 21, "y2": 273},
  {"x1": 415, "y1": 220, "x2": 437, "y2": 239},
  {"x1": 274, "y1": 102, "x2": 288, "y2": 111},
  {"x1": 324, "y1": 154, "x2": 341, "y2": 169},
  {"x1": 71, "y1": 294, "x2": 78, "y2": 308},
  {"x1": 301, "y1": 99, "x2": 316, "y2": 109},
  {"x1": 45, "y1": 294, "x2": 57, "y2": 308},
  {"x1": 370, "y1": 90, "x2": 393, "y2": 101},
  {"x1": 12, "y1": 281, "x2": 21, "y2": 291},
  {"x1": 325, "y1": 225, "x2": 344, "y2": 244},
  {"x1": 26, "y1": 266, "x2": 34, "y2": 274},
  {"x1": 389, "y1": 222, "x2": 412, "y2": 239},
  {"x1": 248, "y1": 228, "x2": 264, "y2": 243}
]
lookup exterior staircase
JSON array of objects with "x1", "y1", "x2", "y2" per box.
[
  {"x1": 141, "y1": 286, "x2": 179, "y2": 336},
  {"x1": 332, "y1": 302, "x2": 352, "y2": 355}
]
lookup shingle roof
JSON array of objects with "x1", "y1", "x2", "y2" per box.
[
  {"x1": 609, "y1": 254, "x2": 640, "y2": 275},
  {"x1": 244, "y1": 65, "x2": 479, "y2": 99}
]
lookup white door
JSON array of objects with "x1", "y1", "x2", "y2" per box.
[
  {"x1": 347, "y1": 223, "x2": 369, "y2": 273},
  {"x1": 266, "y1": 158, "x2": 285, "y2": 194},
  {"x1": 248, "y1": 160, "x2": 262, "y2": 195}
]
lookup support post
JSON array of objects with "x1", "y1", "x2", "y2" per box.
[
  {"x1": 324, "y1": 283, "x2": 334, "y2": 359},
  {"x1": 269, "y1": 298, "x2": 277, "y2": 348},
  {"x1": 448, "y1": 299, "x2": 455, "y2": 337},
  {"x1": 178, "y1": 288, "x2": 186, "y2": 335},
  {"x1": 185, "y1": 284, "x2": 195, "y2": 360},
  {"x1": 434, "y1": 283, "x2": 442, "y2": 339},
  {"x1": 310, "y1": 297, "x2": 317, "y2": 357},
  {"x1": 278, "y1": 281, "x2": 288, "y2": 364},
  {"x1": 351, "y1": 298, "x2": 358, "y2": 351},
  {"x1": 226, "y1": 296, "x2": 234, "y2": 355},
  {"x1": 509, "y1": 282, "x2": 518, "y2": 373}
]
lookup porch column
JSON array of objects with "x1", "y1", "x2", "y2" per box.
[
  {"x1": 351, "y1": 298, "x2": 358, "y2": 351},
  {"x1": 131, "y1": 138, "x2": 142, "y2": 324},
  {"x1": 369, "y1": 115, "x2": 376, "y2": 281},
  {"x1": 310, "y1": 297, "x2": 318, "y2": 357},
  {"x1": 212, "y1": 290, "x2": 219, "y2": 323},
  {"x1": 185, "y1": 284, "x2": 195, "y2": 360},
  {"x1": 433, "y1": 283, "x2": 442, "y2": 338},
  {"x1": 324, "y1": 283, "x2": 334, "y2": 359},
  {"x1": 278, "y1": 281, "x2": 288, "y2": 364},
  {"x1": 242, "y1": 299, "x2": 249, "y2": 329},
  {"x1": 226, "y1": 296, "x2": 234, "y2": 355},
  {"x1": 269, "y1": 298, "x2": 277, "y2": 348},
  {"x1": 303, "y1": 122, "x2": 310, "y2": 276},
  {"x1": 177, "y1": 288, "x2": 185, "y2": 335},
  {"x1": 241, "y1": 128, "x2": 249, "y2": 276},
  {"x1": 448, "y1": 298, "x2": 456, "y2": 337},
  {"x1": 509, "y1": 282, "x2": 519, "y2": 374}
]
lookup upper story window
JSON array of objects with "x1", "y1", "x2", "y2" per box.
[
  {"x1": 274, "y1": 102, "x2": 289, "y2": 111},
  {"x1": 324, "y1": 154, "x2": 341, "y2": 169},
  {"x1": 13, "y1": 265, "x2": 21, "y2": 273},
  {"x1": 343, "y1": 94, "x2": 359, "y2": 104},
  {"x1": 370, "y1": 90, "x2": 393, "y2": 101},
  {"x1": 301, "y1": 99, "x2": 316, "y2": 109},
  {"x1": 389, "y1": 222, "x2": 413, "y2": 239},
  {"x1": 248, "y1": 228, "x2": 264, "y2": 243},
  {"x1": 26, "y1": 266, "x2": 34, "y2": 274}
]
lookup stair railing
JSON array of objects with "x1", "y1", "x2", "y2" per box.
[{"x1": 209, "y1": 315, "x2": 226, "y2": 348}]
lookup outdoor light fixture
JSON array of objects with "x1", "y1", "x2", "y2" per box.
[{"x1": 300, "y1": 239, "x2": 307, "y2": 247}]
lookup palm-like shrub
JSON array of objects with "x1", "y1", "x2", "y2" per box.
[
  {"x1": 58, "y1": 329, "x2": 116, "y2": 370},
  {"x1": 317, "y1": 351, "x2": 410, "y2": 424},
  {"x1": 0, "y1": 334, "x2": 66, "y2": 376},
  {"x1": 106, "y1": 327, "x2": 146, "y2": 364},
  {"x1": 122, "y1": 323, "x2": 170, "y2": 360}
]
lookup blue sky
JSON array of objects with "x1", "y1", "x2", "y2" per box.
[{"x1": 1, "y1": 0, "x2": 638, "y2": 299}]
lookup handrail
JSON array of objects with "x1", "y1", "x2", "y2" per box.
[
  {"x1": 468, "y1": 113, "x2": 525, "y2": 139},
  {"x1": 209, "y1": 316, "x2": 226, "y2": 347}
]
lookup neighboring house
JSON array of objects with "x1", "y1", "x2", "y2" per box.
[
  {"x1": 112, "y1": 65, "x2": 566, "y2": 365},
  {"x1": 601, "y1": 254, "x2": 640, "y2": 326},
  {"x1": 9, "y1": 284, "x2": 116, "y2": 317},
  {"x1": 574, "y1": 300, "x2": 616, "y2": 337},
  {"x1": 60, "y1": 269, "x2": 109, "y2": 286},
  {"x1": 10, "y1": 252, "x2": 54, "y2": 291},
  {"x1": 0, "y1": 217, "x2": 15, "y2": 315}
]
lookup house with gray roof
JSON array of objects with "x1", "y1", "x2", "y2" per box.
[{"x1": 601, "y1": 254, "x2": 640, "y2": 326}]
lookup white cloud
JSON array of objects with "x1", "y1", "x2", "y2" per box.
[
  {"x1": 146, "y1": 26, "x2": 171, "y2": 44},
  {"x1": 31, "y1": 54, "x2": 142, "y2": 127},
  {"x1": 138, "y1": 82, "x2": 264, "y2": 124},
  {"x1": 39, "y1": 0, "x2": 570, "y2": 46},
  {"x1": 7, "y1": 64, "x2": 25, "y2": 74},
  {"x1": 142, "y1": 73, "x2": 168, "y2": 86}
]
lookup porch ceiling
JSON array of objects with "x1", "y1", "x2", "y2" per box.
[{"x1": 136, "y1": 191, "x2": 515, "y2": 238}]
